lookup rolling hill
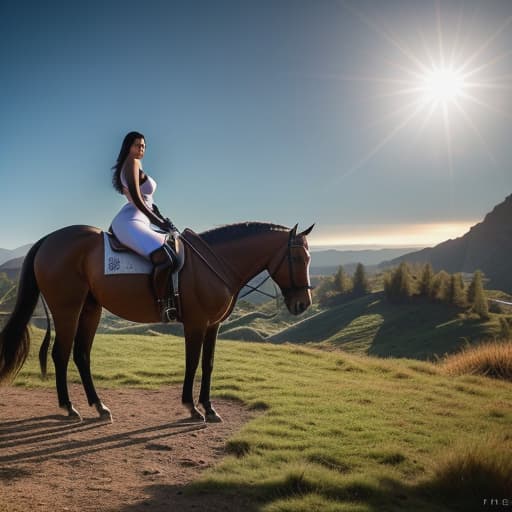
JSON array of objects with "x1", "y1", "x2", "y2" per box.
[{"x1": 219, "y1": 292, "x2": 499, "y2": 360}]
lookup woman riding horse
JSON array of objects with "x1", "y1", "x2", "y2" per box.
[
  {"x1": 0, "y1": 145, "x2": 314, "y2": 423},
  {"x1": 110, "y1": 131, "x2": 177, "y2": 322}
]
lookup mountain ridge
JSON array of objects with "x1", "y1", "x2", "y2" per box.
[
  {"x1": 382, "y1": 193, "x2": 512, "y2": 292},
  {"x1": 0, "y1": 244, "x2": 32, "y2": 266}
]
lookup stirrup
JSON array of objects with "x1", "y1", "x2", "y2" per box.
[
  {"x1": 164, "y1": 307, "x2": 178, "y2": 322},
  {"x1": 158, "y1": 298, "x2": 177, "y2": 323}
]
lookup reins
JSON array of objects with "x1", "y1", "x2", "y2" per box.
[
  {"x1": 240, "y1": 229, "x2": 313, "y2": 302},
  {"x1": 180, "y1": 227, "x2": 312, "y2": 306},
  {"x1": 179, "y1": 233, "x2": 242, "y2": 292}
]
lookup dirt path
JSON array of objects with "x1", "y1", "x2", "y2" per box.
[{"x1": 0, "y1": 385, "x2": 254, "y2": 511}]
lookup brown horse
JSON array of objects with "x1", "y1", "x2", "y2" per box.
[{"x1": 0, "y1": 222, "x2": 313, "y2": 422}]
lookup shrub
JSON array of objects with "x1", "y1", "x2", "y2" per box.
[
  {"x1": 425, "y1": 436, "x2": 512, "y2": 507},
  {"x1": 441, "y1": 340, "x2": 512, "y2": 381}
]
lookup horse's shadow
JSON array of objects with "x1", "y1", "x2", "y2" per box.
[{"x1": 0, "y1": 414, "x2": 206, "y2": 467}]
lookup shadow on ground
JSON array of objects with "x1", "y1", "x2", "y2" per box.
[{"x1": 116, "y1": 466, "x2": 504, "y2": 512}]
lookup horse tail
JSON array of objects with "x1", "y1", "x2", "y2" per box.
[{"x1": 0, "y1": 237, "x2": 47, "y2": 383}]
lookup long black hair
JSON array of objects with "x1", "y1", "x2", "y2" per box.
[{"x1": 111, "y1": 131, "x2": 145, "y2": 194}]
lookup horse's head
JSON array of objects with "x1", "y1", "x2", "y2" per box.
[{"x1": 268, "y1": 224, "x2": 315, "y2": 315}]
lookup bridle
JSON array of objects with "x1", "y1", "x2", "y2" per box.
[
  {"x1": 238, "y1": 229, "x2": 313, "y2": 301},
  {"x1": 272, "y1": 229, "x2": 313, "y2": 294}
]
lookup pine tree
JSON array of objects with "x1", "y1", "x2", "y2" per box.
[
  {"x1": 386, "y1": 262, "x2": 413, "y2": 303},
  {"x1": 448, "y1": 273, "x2": 466, "y2": 307},
  {"x1": 467, "y1": 276, "x2": 476, "y2": 304},
  {"x1": 334, "y1": 266, "x2": 351, "y2": 294},
  {"x1": 470, "y1": 270, "x2": 489, "y2": 319},
  {"x1": 431, "y1": 271, "x2": 450, "y2": 302},
  {"x1": 352, "y1": 263, "x2": 370, "y2": 296},
  {"x1": 419, "y1": 263, "x2": 434, "y2": 297},
  {"x1": 399, "y1": 262, "x2": 413, "y2": 300}
]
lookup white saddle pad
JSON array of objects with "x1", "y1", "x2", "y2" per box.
[{"x1": 103, "y1": 232, "x2": 152, "y2": 275}]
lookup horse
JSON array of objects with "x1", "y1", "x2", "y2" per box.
[{"x1": 0, "y1": 222, "x2": 314, "y2": 423}]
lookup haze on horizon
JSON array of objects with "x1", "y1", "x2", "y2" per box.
[{"x1": 1, "y1": 1, "x2": 511, "y2": 250}]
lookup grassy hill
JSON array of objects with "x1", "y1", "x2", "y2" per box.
[
  {"x1": 227, "y1": 293, "x2": 503, "y2": 360},
  {"x1": 11, "y1": 330, "x2": 512, "y2": 511}
]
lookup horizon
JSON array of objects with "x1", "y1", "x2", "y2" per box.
[
  {"x1": 1, "y1": 1, "x2": 511, "y2": 249},
  {"x1": 0, "y1": 219, "x2": 474, "y2": 253}
]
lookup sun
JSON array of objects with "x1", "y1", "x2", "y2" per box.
[
  {"x1": 331, "y1": 2, "x2": 512, "y2": 182},
  {"x1": 419, "y1": 66, "x2": 466, "y2": 106}
]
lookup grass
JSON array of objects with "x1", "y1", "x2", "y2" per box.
[
  {"x1": 266, "y1": 294, "x2": 501, "y2": 360},
  {"x1": 6, "y1": 327, "x2": 511, "y2": 511},
  {"x1": 424, "y1": 434, "x2": 512, "y2": 506},
  {"x1": 442, "y1": 340, "x2": 512, "y2": 381}
]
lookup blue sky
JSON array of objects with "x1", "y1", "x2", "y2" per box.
[{"x1": 1, "y1": 0, "x2": 511, "y2": 249}]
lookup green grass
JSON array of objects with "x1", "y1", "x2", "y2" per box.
[
  {"x1": 266, "y1": 294, "x2": 500, "y2": 360},
  {"x1": 9, "y1": 328, "x2": 512, "y2": 511}
]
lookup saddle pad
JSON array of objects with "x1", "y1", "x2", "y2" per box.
[{"x1": 103, "y1": 232, "x2": 152, "y2": 275}]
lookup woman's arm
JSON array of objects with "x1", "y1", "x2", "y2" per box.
[{"x1": 123, "y1": 157, "x2": 168, "y2": 230}]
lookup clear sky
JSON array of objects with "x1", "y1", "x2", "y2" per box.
[{"x1": 1, "y1": 0, "x2": 511, "y2": 250}]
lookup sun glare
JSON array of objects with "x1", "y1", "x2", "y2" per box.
[
  {"x1": 419, "y1": 66, "x2": 466, "y2": 105},
  {"x1": 333, "y1": 3, "x2": 512, "y2": 182}
]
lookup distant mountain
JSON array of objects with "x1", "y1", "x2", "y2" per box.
[
  {"x1": 0, "y1": 244, "x2": 32, "y2": 265},
  {"x1": 0, "y1": 257, "x2": 25, "y2": 280},
  {"x1": 309, "y1": 247, "x2": 420, "y2": 276},
  {"x1": 0, "y1": 244, "x2": 420, "y2": 276},
  {"x1": 382, "y1": 194, "x2": 512, "y2": 293},
  {"x1": 310, "y1": 247, "x2": 420, "y2": 268}
]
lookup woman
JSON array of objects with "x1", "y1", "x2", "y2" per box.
[{"x1": 111, "y1": 131, "x2": 176, "y2": 322}]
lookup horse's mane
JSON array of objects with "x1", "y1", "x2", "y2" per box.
[{"x1": 200, "y1": 222, "x2": 289, "y2": 245}]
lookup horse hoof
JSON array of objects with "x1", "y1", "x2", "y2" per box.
[
  {"x1": 98, "y1": 409, "x2": 113, "y2": 423},
  {"x1": 205, "y1": 411, "x2": 223, "y2": 423},
  {"x1": 63, "y1": 405, "x2": 82, "y2": 422},
  {"x1": 190, "y1": 408, "x2": 205, "y2": 422},
  {"x1": 95, "y1": 402, "x2": 113, "y2": 423}
]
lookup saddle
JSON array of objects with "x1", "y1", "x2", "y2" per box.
[
  {"x1": 105, "y1": 228, "x2": 185, "y2": 321},
  {"x1": 105, "y1": 227, "x2": 238, "y2": 322}
]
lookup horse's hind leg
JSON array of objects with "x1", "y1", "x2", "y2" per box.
[
  {"x1": 51, "y1": 316, "x2": 82, "y2": 421},
  {"x1": 73, "y1": 294, "x2": 112, "y2": 422}
]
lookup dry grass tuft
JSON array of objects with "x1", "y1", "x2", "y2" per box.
[
  {"x1": 425, "y1": 436, "x2": 512, "y2": 503},
  {"x1": 441, "y1": 340, "x2": 512, "y2": 381}
]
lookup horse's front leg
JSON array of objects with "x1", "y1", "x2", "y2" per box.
[
  {"x1": 182, "y1": 326, "x2": 206, "y2": 421},
  {"x1": 199, "y1": 323, "x2": 222, "y2": 423}
]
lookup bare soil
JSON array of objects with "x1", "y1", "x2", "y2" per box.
[{"x1": 0, "y1": 385, "x2": 255, "y2": 512}]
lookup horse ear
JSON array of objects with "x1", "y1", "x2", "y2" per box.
[
  {"x1": 298, "y1": 223, "x2": 315, "y2": 237},
  {"x1": 290, "y1": 224, "x2": 298, "y2": 238}
]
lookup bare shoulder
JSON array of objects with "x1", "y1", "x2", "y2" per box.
[
  {"x1": 122, "y1": 157, "x2": 140, "y2": 173},
  {"x1": 125, "y1": 157, "x2": 141, "y2": 166}
]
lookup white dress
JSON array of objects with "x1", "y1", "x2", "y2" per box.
[{"x1": 111, "y1": 168, "x2": 167, "y2": 258}]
